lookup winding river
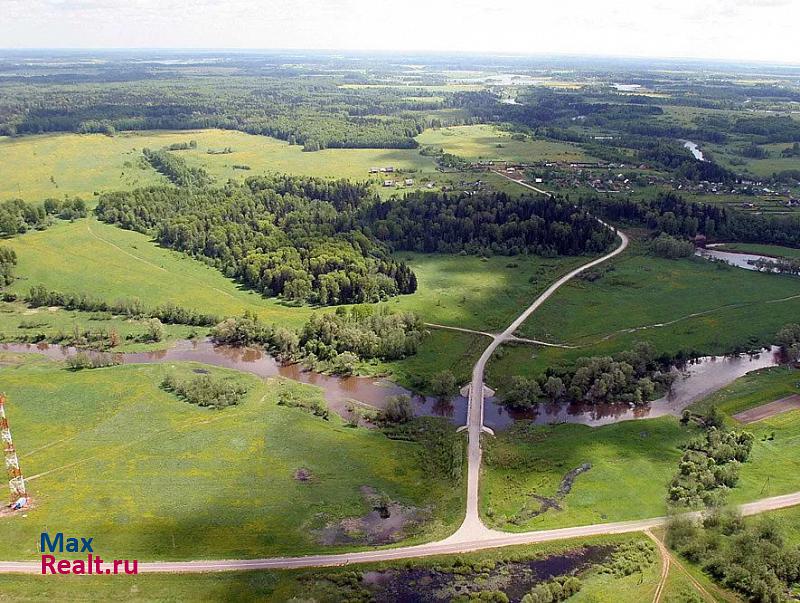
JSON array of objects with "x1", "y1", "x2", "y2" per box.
[
  {"x1": 697, "y1": 246, "x2": 780, "y2": 271},
  {"x1": 0, "y1": 339, "x2": 783, "y2": 429}
]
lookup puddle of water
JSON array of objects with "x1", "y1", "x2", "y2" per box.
[{"x1": 361, "y1": 545, "x2": 614, "y2": 602}]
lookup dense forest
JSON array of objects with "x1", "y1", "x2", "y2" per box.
[
  {"x1": 581, "y1": 192, "x2": 728, "y2": 238},
  {"x1": 96, "y1": 175, "x2": 618, "y2": 305},
  {"x1": 365, "y1": 191, "x2": 618, "y2": 256},
  {"x1": 0, "y1": 77, "x2": 439, "y2": 150},
  {"x1": 96, "y1": 176, "x2": 417, "y2": 305}
]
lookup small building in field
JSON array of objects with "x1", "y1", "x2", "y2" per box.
[
  {"x1": 404, "y1": 178, "x2": 414, "y2": 186},
  {"x1": 384, "y1": 166, "x2": 395, "y2": 173},
  {"x1": 383, "y1": 179, "x2": 395, "y2": 187},
  {"x1": 369, "y1": 167, "x2": 379, "y2": 174}
]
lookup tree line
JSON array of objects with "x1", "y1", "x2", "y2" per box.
[
  {"x1": 142, "y1": 148, "x2": 212, "y2": 187},
  {"x1": 0, "y1": 197, "x2": 87, "y2": 237},
  {"x1": 24, "y1": 285, "x2": 219, "y2": 326},
  {"x1": 500, "y1": 342, "x2": 677, "y2": 408}
]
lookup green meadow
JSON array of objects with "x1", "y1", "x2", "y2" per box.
[
  {"x1": 3, "y1": 215, "x2": 591, "y2": 385},
  {"x1": 481, "y1": 417, "x2": 694, "y2": 531},
  {"x1": 488, "y1": 247, "x2": 800, "y2": 386},
  {"x1": 3, "y1": 217, "x2": 313, "y2": 328},
  {"x1": 482, "y1": 364, "x2": 800, "y2": 534},
  {"x1": 416, "y1": 124, "x2": 593, "y2": 163},
  {"x1": 0, "y1": 355, "x2": 464, "y2": 561},
  {"x1": 0, "y1": 129, "x2": 438, "y2": 203}
]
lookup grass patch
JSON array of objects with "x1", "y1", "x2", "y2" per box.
[
  {"x1": 481, "y1": 417, "x2": 695, "y2": 531},
  {"x1": 416, "y1": 124, "x2": 593, "y2": 163},
  {"x1": 489, "y1": 248, "x2": 800, "y2": 386},
  {"x1": 0, "y1": 356, "x2": 463, "y2": 561}
]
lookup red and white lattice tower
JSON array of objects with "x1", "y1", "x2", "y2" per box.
[{"x1": 0, "y1": 394, "x2": 27, "y2": 504}]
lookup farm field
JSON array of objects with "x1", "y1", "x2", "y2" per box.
[
  {"x1": 0, "y1": 534, "x2": 661, "y2": 602},
  {"x1": 0, "y1": 355, "x2": 464, "y2": 561},
  {"x1": 416, "y1": 124, "x2": 593, "y2": 163},
  {"x1": 0, "y1": 129, "x2": 440, "y2": 203},
  {"x1": 488, "y1": 247, "x2": 800, "y2": 386}
]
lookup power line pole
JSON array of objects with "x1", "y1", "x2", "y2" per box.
[{"x1": 0, "y1": 394, "x2": 27, "y2": 507}]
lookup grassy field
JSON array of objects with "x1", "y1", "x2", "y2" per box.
[
  {"x1": 482, "y1": 365, "x2": 800, "y2": 534},
  {"x1": 488, "y1": 247, "x2": 800, "y2": 386},
  {"x1": 0, "y1": 129, "x2": 440, "y2": 203},
  {"x1": 3, "y1": 217, "x2": 314, "y2": 328},
  {"x1": 0, "y1": 355, "x2": 463, "y2": 561},
  {"x1": 416, "y1": 124, "x2": 592, "y2": 163},
  {"x1": 481, "y1": 417, "x2": 695, "y2": 531},
  {"x1": 389, "y1": 252, "x2": 588, "y2": 332},
  {"x1": 3, "y1": 216, "x2": 591, "y2": 385}
]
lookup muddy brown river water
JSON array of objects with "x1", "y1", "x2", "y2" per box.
[{"x1": 0, "y1": 340, "x2": 783, "y2": 429}]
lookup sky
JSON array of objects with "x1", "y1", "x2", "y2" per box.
[{"x1": 1, "y1": 0, "x2": 798, "y2": 64}]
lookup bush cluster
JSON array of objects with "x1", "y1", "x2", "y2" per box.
[{"x1": 161, "y1": 373, "x2": 247, "y2": 409}]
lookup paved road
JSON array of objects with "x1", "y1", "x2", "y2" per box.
[{"x1": 3, "y1": 175, "x2": 798, "y2": 575}]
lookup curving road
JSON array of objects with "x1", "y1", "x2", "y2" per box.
[{"x1": 3, "y1": 175, "x2": 800, "y2": 575}]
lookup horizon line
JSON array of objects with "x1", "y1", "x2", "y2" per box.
[{"x1": 0, "y1": 47, "x2": 799, "y2": 69}]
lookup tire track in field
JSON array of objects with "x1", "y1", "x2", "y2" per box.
[{"x1": 564, "y1": 290, "x2": 800, "y2": 348}]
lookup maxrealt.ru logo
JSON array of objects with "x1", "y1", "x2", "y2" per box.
[{"x1": 40, "y1": 532, "x2": 138, "y2": 575}]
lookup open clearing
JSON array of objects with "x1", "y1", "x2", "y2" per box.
[
  {"x1": 481, "y1": 417, "x2": 693, "y2": 531},
  {"x1": 0, "y1": 129, "x2": 438, "y2": 203},
  {"x1": 0, "y1": 355, "x2": 463, "y2": 561},
  {"x1": 416, "y1": 124, "x2": 593, "y2": 163},
  {"x1": 482, "y1": 366, "x2": 800, "y2": 534},
  {"x1": 488, "y1": 247, "x2": 800, "y2": 386},
  {"x1": 3, "y1": 217, "x2": 314, "y2": 328}
]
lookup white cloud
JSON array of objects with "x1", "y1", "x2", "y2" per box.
[{"x1": 0, "y1": 0, "x2": 798, "y2": 63}]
